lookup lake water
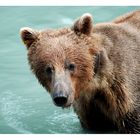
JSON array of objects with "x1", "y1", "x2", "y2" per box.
[{"x1": 0, "y1": 6, "x2": 140, "y2": 134}]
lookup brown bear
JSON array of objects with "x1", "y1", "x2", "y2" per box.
[{"x1": 20, "y1": 10, "x2": 140, "y2": 133}]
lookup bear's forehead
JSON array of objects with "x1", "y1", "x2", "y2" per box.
[
  {"x1": 34, "y1": 30, "x2": 91, "y2": 63},
  {"x1": 37, "y1": 36, "x2": 88, "y2": 56},
  {"x1": 34, "y1": 28, "x2": 93, "y2": 62},
  {"x1": 38, "y1": 28, "x2": 90, "y2": 49},
  {"x1": 37, "y1": 37, "x2": 89, "y2": 56}
]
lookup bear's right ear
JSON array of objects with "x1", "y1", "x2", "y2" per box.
[
  {"x1": 20, "y1": 27, "x2": 38, "y2": 49},
  {"x1": 72, "y1": 13, "x2": 93, "y2": 35}
]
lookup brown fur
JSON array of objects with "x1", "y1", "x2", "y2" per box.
[{"x1": 20, "y1": 10, "x2": 140, "y2": 133}]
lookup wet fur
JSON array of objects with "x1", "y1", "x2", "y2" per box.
[
  {"x1": 20, "y1": 10, "x2": 140, "y2": 133},
  {"x1": 73, "y1": 10, "x2": 140, "y2": 133}
]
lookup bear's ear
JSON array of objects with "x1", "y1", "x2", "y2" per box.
[
  {"x1": 72, "y1": 13, "x2": 93, "y2": 35},
  {"x1": 20, "y1": 27, "x2": 38, "y2": 49}
]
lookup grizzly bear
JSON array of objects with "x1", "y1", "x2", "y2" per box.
[{"x1": 20, "y1": 10, "x2": 140, "y2": 133}]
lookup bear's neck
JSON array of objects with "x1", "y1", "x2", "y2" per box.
[{"x1": 73, "y1": 89, "x2": 118, "y2": 132}]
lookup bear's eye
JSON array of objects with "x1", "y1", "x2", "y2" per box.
[
  {"x1": 67, "y1": 63, "x2": 76, "y2": 71},
  {"x1": 45, "y1": 65, "x2": 53, "y2": 76}
]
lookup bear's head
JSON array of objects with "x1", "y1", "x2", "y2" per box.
[{"x1": 20, "y1": 14, "x2": 101, "y2": 108}]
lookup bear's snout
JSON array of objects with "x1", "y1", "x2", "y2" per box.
[
  {"x1": 52, "y1": 92, "x2": 68, "y2": 107},
  {"x1": 50, "y1": 72, "x2": 74, "y2": 107}
]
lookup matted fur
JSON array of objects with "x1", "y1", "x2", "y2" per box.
[{"x1": 20, "y1": 10, "x2": 140, "y2": 133}]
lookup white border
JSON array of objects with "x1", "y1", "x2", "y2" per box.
[
  {"x1": 0, "y1": 134, "x2": 139, "y2": 140},
  {"x1": 0, "y1": 0, "x2": 140, "y2": 6}
]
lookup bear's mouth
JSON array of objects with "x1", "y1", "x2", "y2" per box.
[{"x1": 62, "y1": 102, "x2": 73, "y2": 108}]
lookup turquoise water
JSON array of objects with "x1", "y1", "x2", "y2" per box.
[{"x1": 0, "y1": 6, "x2": 140, "y2": 134}]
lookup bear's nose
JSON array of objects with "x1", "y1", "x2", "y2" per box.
[{"x1": 52, "y1": 93, "x2": 68, "y2": 107}]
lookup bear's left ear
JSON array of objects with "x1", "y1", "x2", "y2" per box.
[
  {"x1": 72, "y1": 13, "x2": 93, "y2": 35},
  {"x1": 20, "y1": 27, "x2": 38, "y2": 49}
]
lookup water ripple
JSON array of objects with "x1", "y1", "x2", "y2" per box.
[{"x1": 0, "y1": 90, "x2": 32, "y2": 134}]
